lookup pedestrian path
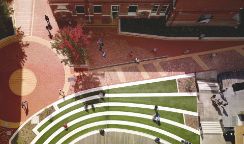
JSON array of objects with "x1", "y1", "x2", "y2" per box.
[
  {"x1": 14, "y1": 0, "x2": 34, "y2": 35},
  {"x1": 70, "y1": 128, "x2": 171, "y2": 144},
  {"x1": 197, "y1": 81, "x2": 219, "y2": 92},
  {"x1": 85, "y1": 44, "x2": 244, "y2": 95}
]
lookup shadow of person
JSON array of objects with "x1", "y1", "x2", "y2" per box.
[
  {"x1": 91, "y1": 104, "x2": 95, "y2": 112},
  {"x1": 221, "y1": 106, "x2": 228, "y2": 117},
  {"x1": 25, "y1": 105, "x2": 29, "y2": 115},
  {"x1": 211, "y1": 100, "x2": 222, "y2": 116},
  {"x1": 220, "y1": 93, "x2": 228, "y2": 102}
]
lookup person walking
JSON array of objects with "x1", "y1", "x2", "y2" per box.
[
  {"x1": 154, "y1": 137, "x2": 160, "y2": 143},
  {"x1": 45, "y1": 15, "x2": 49, "y2": 23},
  {"x1": 102, "y1": 51, "x2": 106, "y2": 58},
  {"x1": 21, "y1": 101, "x2": 28, "y2": 115},
  {"x1": 59, "y1": 89, "x2": 65, "y2": 98}
]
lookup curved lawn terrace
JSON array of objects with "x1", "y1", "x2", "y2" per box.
[{"x1": 29, "y1": 75, "x2": 200, "y2": 144}]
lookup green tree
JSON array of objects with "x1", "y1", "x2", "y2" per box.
[{"x1": 0, "y1": 1, "x2": 14, "y2": 39}]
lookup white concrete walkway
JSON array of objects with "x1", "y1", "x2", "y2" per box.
[
  {"x1": 33, "y1": 102, "x2": 198, "y2": 134},
  {"x1": 104, "y1": 92, "x2": 197, "y2": 97},
  {"x1": 70, "y1": 128, "x2": 171, "y2": 144},
  {"x1": 32, "y1": 111, "x2": 199, "y2": 144},
  {"x1": 45, "y1": 120, "x2": 185, "y2": 144}
]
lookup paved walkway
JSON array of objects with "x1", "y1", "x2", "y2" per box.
[
  {"x1": 1, "y1": 0, "x2": 67, "y2": 129},
  {"x1": 14, "y1": 0, "x2": 34, "y2": 35},
  {"x1": 69, "y1": 43, "x2": 244, "y2": 93},
  {"x1": 71, "y1": 128, "x2": 170, "y2": 144}
]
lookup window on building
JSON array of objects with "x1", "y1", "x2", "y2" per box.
[
  {"x1": 93, "y1": 5, "x2": 102, "y2": 13},
  {"x1": 75, "y1": 5, "x2": 84, "y2": 14},
  {"x1": 128, "y1": 5, "x2": 138, "y2": 13},
  {"x1": 160, "y1": 5, "x2": 169, "y2": 15},
  {"x1": 151, "y1": 5, "x2": 159, "y2": 14},
  {"x1": 111, "y1": 5, "x2": 120, "y2": 19}
]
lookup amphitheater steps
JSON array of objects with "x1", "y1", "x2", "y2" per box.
[{"x1": 201, "y1": 121, "x2": 223, "y2": 134}]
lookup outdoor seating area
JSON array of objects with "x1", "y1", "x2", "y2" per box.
[{"x1": 10, "y1": 75, "x2": 200, "y2": 144}]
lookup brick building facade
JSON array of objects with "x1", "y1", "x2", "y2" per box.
[
  {"x1": 48, "y1": 0, "x2": 173, "y2": 25},
  {"x1": 48, "y1": 0, "x2": 244, "y2": 26}
]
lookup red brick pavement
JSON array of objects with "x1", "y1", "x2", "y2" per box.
[
  {"x1": 32, "y1": 0, "x2": 59, "y2": 40},
  {"x1": 199, "y1": 50, "x2": 244, "y2": 72},
  {"x1": 143, "y1": 63, "x2": 162, "y2": 79},
  {"x1": 86, "y1": 27, "x2": 244, "y2": 68},
  {"x1": 159, "y1": 57, "x2": 203, "y2": 76},
  {"x1": 0, "y1": 41, "x2": 64, "y2": 123},
  {"x1": 122, "y1": 65, "x2": 144, "y2": 82}
]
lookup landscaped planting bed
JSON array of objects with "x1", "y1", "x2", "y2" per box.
[{"x1": 39, "y1": 96, "x2": 196, "y2": 132}]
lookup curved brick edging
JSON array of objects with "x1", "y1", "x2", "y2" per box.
[{"x1": 0, "y1": 35, "x2": 19, "y2": 49}]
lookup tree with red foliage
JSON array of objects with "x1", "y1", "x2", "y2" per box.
[{"x1": 51, "y1": 25, "x2": 89, "y2": 65}]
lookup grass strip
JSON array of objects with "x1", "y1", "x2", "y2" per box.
[
  {"x1": 40, "y1": 96, "x2": 196, "y2": 131},
  {"x1": 106, "y1": 80, "x2": 177, "y2": 93},
  {"x1": 107, "y1": 96, "x2": 197, "y2": 112},
  {"x1": 37, "y1": 105, "x2": 184, "y2": 132},
  {"x1": 38, "y1": 103, "x2": 84, "y2": 131},
  {"x1": 58, "y1": 80, "x2": 177, "y2": 108}
]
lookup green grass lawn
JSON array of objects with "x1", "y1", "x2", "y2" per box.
[
  {"x1": 34, "y1": 79, "x2": 199, "y2": 144},
  {"x1": 39, "y1": 96, "x2": 196, "y2": 132},
  {"x1": 107, "y1": 96, "x2": 197, "y2": 112},
  {"x1": 58, "y1": 79, "x2": 177, "y2": 108},
  {"x1": 38, "y1": 106, "x2": 184, "y2": 132},
  {"x1": 38, "y1": 115, "x2": 199, "y2": 144},
  {"x1": 106, "y1": 80, "x2": 177, "y2": 93}
]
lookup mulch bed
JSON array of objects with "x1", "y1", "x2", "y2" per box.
[
  {"x1": 177, "y1": 77, "x2": 197, "y2": 92},
  {"x1": 11, "y1": 106, "x2": 55, "y2": 144},
  {"x1": 184, "y1": 114, "x2": 199, "y2": 130}
]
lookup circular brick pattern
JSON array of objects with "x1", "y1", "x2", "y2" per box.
[{"x1": 9, "y1": 68, "x2": 37, "y2": 96}]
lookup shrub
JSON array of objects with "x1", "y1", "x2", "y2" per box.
[{"x1": 51, "y1": 25, "x2": 89, "y2": 65}]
